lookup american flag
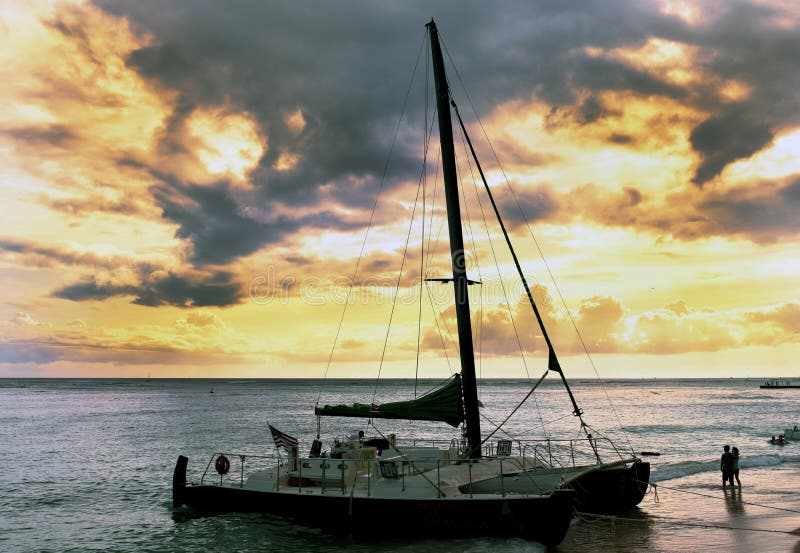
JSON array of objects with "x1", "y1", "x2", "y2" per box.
[{"x1": 269, "y1": 424, "x2": 298, "y2": 450}]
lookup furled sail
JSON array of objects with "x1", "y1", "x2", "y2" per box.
[{"x1": 314, "y1": 374, "x2": 464, "y2": 428}]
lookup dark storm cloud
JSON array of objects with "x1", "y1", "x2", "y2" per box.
[
  {"x1": 0, "y1": 237, "x2": 127, "y2": 269},
  {"x1": 496, "y1": 186, "x2": 560, "y2": 229},
  {"x1": 670, "y1": 3, "x2": 799, "y2": 185},
  {"x1": 52, "y1": 270, "x2": 243, "y2": 307},
  {"x1": 151, "y1": 182, "x2": 365, "y2": 265},
  {"x1": 92, "y1": 0, "x2": 674, "y2": 207},
  {"x1": 572, "y1": 176, "x2": 800, "y2": 243},
  {"x1": 690, "y1": 113, "x2": 773, "y2": 185},
  {"x1": 0, "y1": 237, "x2": 246, "y2": 307},
  {"x1": 693, "y1": 177, "x2": 800, "y2": 242},
  {"x1": 152, "y1": 183, "x2": 288, "y2": 266},
  {"x1": 90, "y1": 0, "x2": 799, "y2": 238}
]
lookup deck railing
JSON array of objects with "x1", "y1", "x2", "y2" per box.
[
  {"x1": 199, "y1": 452, "x2": 282, "y2": 487},
  {"x1": 399, "y1": 435, "x2": 629, "y2": 467},
  {"x1": 197, "y1": 435, "x2": 635, "y2": 498}
]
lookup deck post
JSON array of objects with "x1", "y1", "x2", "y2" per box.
[
  {"x1": 468, "y1": 461, "x2": 473, "y2": 498},
  {"x1": 500, "y1": 458, "x2": 505, "y2": 497},
  {"x1": 437, "y1": 460, "x2": 441, "y2": 498}
]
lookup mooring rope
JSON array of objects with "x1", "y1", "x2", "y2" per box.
[{"x1": 639, "y1": 480, "x2": 800, "y2": 514}]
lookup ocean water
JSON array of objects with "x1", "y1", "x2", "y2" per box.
[{"x1": 1, "y1": 378, "x2": 798, "y2": 552}]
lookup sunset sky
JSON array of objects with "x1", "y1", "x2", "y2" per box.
[{"x1": 1, "y1": 0, "x2": 798, "y2": 379}]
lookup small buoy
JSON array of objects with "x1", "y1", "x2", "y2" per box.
[
  {"x1": 640, "y1": 451, "x2": 661, "y2": 456},
  {"x1": 215, "y1": 454, "x2": 230, "y2": 475}
]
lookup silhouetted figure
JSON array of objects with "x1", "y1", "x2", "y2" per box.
[
  {"x1": 720, "y1": 445, "x2": 735, "y2": 488},
  {"x1": 731, "y1": 447, "x2": 741, "y2": 487}
]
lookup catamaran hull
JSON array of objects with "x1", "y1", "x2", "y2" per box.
[
  {"x1": 569, "y1": 460, "x2": 650, "y2": 513},
  {"x1": 173, "y1": 459, "x2": 575, "y2": 545}
]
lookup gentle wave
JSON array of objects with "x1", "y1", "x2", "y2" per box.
[
  {"x1": 622, "y1": 424, "x2": 695, "y2": 434},
  {"x1": 651, "y1": 453, "x2": 799, "y2": 482}
]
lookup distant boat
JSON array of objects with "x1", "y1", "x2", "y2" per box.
[{"x1": 759, "y1": 378, "x2": 800, "y2": 389}]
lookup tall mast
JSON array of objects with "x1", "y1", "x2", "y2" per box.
[{"x1": 426, "y1": 20, "x2": 482, "y2": 459}]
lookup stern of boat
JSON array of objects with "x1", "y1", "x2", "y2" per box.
[{"x1": 172, "y1": 455, "x2": 188, "y2": 507}]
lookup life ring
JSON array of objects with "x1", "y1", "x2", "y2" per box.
[{"x1": 215, "y1": 454, "x2": 230, "y2": 475}]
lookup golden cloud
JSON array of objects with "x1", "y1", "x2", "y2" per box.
[
  {"x1": 421, "y1": 286, "x2": 799, "y2": 359},
  {"x1": 0, "y1": 306, "x2": 257, "y2": 366},
  {"x1": 182, "y1": 106, "x2": 265, "y2": 187}
]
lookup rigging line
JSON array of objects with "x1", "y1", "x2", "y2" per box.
[
  {"x1": 478, "y1": 412, "x2": 517, "y2": 440},
  {"x1": 442, "y1": 42, "x2": 608, "y2": 459},
  {"x1": 420, "y1": 113, "x2": 446, "y2": 281},
  {"x1": 474, "y1": 412, "x2": 568, "y2": 490},
  {"x1": 415, "y1": 55, "x2": 430, "y2": 399},
  {"x1": 424, "y1": 279, "x2": 456, "y2": 374},
  {"x1": 454, "y1": 99, "x2": 583, "y2": 425},
  {"x1": 317, "y1": 30, "x2": 428, "y2": 405},
  {"x1": 417, "y1": 115, "x2": 454, "y2": 376},
  {"x1": 372, "y1": 173, "x2": 425, "y2": 402},
  {"x1": 480, "y1": 370, "x2": 549, "y2": 445},
  {"x1": 424, "y1": 152, "x2": 448, "y2": 280},
  {"x1": 456, "y1": 117, "x2": 549, "y2": 437},
  {"x1": 455, "y1": 119, "x2": 532, "y2": 384},
  {"x1": 423, "y1": 40, "x2": 437, "y2": 276},
  {"x1": 477, "y1": 268, "x2": 483, "y2": 382},
  {"x1": 477, "y1": 412, "x2": 545, "y2": 447},
  {"x1": 415, "y1": 77, "x2": 441, "y2": 396},
  {"x1": 540, "y1": 412, "x2": 580, "y2": 427},
  {"x1": 455, "y1": 115, "x2": 538, "y2": 392},
  {"x1": 469, "y1": 167, "x2": 551, "y2": 441},
  {"x1": 453, "y1": 130, "x2": 486, "y2": 397},
  {"x1": 442, "y1": 39, "x2": 632, "y2": 455},
  {"x1": 424, "y1": 146, "x2": 440, "y2": 275},
  {"x1": 367, "y1": 421, "x2": 448, "y2": 496},
  {"x1": 575, "y1": 511, "x2": 800, "y2": 536}
]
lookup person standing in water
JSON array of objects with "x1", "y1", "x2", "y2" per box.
[
  {"x1": 720, "y1": 445, "x2": 735, "y2": 488},
  {"x1": 731, "y1": 447, "x2": 742, "y2": 487}
]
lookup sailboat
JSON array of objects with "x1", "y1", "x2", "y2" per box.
[{"x1": 172, "y1": 20, "x2": 648, "y2": 544}]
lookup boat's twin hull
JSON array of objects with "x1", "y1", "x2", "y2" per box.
[
  {"x1": 569, "y1": 460, "x2": 650, "y2": 513},
  {"x1": 462, "y1": 459, "x2": 650, "y2": 514},
  {"x1": 173, "y1": 457, "x2": 575, "y2": 546}
]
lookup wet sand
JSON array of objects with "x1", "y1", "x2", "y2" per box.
[{"x1": 557, "y1": 464, "x2": 800, "y2": 552}]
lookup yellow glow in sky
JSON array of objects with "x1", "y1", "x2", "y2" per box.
[
  {"x1": 187, "y1": 108, "x2": 265, "y2": 184},
  {"x1": 0, "y1": 0, "x2": 798, "y2": 380}
]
